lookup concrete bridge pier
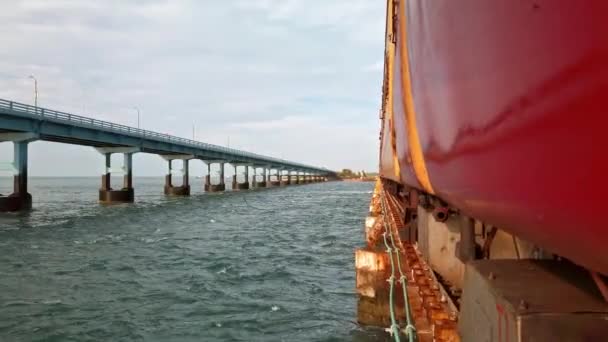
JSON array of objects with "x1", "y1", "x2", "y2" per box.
[
  {"x1": 252, "y1": 167, "x2": 257, "y2": 188},
  {"x1": 231, "y1": 165, "x2": 237, "y2": 190},
  {"x1": 265, "y1": 168, "x2": 273, "y2": 187},
  {"x1": 232, "y1": 164, "x2": 250, "y2": 191},
  {"x1": 97, "y1": 147, "x2": 138, "y2": 204},
  {"x1": 0, "y1": 134, "x2": 36, "y2": 211},
  {"x1": 204, "y1": 162, "x2": 211, "y2": 192},
  {"x1": 206, "y1": 161, "x2": 226, "y2": 192},
  {"x1": 265, "y1": 168, "x2": 272, "y2": 187},
  {"x1": 257, "y1": 168, "x2": 267, "y2": 188},
  {"x1": 270, "y1": 169, "x2": 281, "y2": 187},
  {"x1": 163, "y1": 156, "x2": 191, "y2": 196},
  {"x1": 280, "y1": 170, "x2": 288, "y2": 186},
  {"x1": 242, "y1": 165, "x2": 250, "y2": 189},
  {"x1": 98, "y1": 153, "x2": 134, "y2": 204},
  {"x1": 293, "y1": 172, "x2": 300, "y2": 184}
]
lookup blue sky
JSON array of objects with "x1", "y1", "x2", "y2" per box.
[{"x1": 0, "y1": 0, "x2": 384, "y2": 176}]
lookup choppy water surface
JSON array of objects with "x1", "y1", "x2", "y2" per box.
[{"x1": 0, "y1": 178, "x2": 387, "y2": 341}]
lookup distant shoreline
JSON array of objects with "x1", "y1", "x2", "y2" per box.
[{"x1": 340, "y1": 178, "x2": 375, "y2": 183}]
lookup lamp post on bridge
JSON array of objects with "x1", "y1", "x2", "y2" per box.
[
  {"x1": 132, "y1": 107, "x2": 141, "y2": 129},
  {"x1": 28, "y1": 75, "x2": 38, "y2": 107}
]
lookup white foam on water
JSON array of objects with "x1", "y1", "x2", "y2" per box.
[
  {"x1": 271, "y1": 305, "x2": 279, "y2": 312},
  {"x1": 4, "y1": 300, "x2": 35, "y2": 306}
]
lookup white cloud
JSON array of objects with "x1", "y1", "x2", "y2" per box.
[
  {"x1": 362, "y1": 60, "x2": 384, "y2": 72},
  {"x1": 0, "y1": 0, "x2": 385, "y2": 175}
]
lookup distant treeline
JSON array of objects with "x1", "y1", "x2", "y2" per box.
[{"x1": 337, "y1": 169, "x2": 377, "y2": 180}]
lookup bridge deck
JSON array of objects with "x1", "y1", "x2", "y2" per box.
[{"x1": 0, "y1": 99, "x2": 330, "y2": 174}]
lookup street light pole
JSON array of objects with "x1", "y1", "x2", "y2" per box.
[
  {"x1": 28, "y1": 75, "x2": 38, "y2": 107},
  {"x1": 133, "y1": 107, "x2": 140, "y2": 129}
]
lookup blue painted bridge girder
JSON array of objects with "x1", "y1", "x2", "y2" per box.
[{"x1": 0, "y1": 99, "x2": 335, "y2": 175}]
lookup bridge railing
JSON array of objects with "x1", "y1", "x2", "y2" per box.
[{"x1": 0, "y1": 99, "x2": 328, "y2": 172}]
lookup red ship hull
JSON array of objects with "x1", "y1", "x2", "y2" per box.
[{"x1": 381, "y1": 0, "x2": 608, "y2": 274}]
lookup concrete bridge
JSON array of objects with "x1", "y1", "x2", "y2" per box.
[{"x1": 0, "y1": 99, "x2": 335, "y2": 211}]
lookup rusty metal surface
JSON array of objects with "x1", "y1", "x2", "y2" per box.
[
  {"x1": 0, "y1": 191, "x2": 32, "y2": 211},
  {"x1": 164, "y1": 185, "x2": 190, "y2": 196},
  {"x1": 99, "y1": 188, "x2": 134, "y2": 203},
  {"x1": 207, "y1": 184, "x2": 225, "y2": 192},
  {"x1": 379, "y1": 179, "x2": 459, "y2": 341}
]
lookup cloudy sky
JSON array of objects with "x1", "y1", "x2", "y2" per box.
[{"x1": 0, "y1": 0, "x2": 384, "y2": 176}]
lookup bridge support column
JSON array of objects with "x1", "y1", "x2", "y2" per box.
[
  {"x1": 266, "y1": 168, "x2": 273, "y2": 187},
  {"x1": 270, "y1": 169, "x2": 281, "y2": 187},
  {"x1": 231, "y1": 164, "x2": 237, "y2": 190},
  {"x1": 242, "y1": 166, "x2": 250, "y2": 190},
  {"x1": 163, "y1": 156, "x2": 191, "y2": 196},
  {"x1": 257, "y1": 168, "x2": 267, "y2": 188},
  {"x1": 206, "y1": 162, "x2": 226, "y2": 192},
  {"x1": 280, "y1": 170, "x2": 288, "y2": 186},
  {"x1": 0, "y1": 140, "x2": 33, "y2": 211},
  {"x1": 232, "y1": 164, "x2": 250, "y2": 191},
  {"x1": 204, "y1": 163, "x2": 211, "y2": 192},
  {"x1": 97, "y1": 148, "x2": 137, "y2": 204},
  {"x1": 293, "y1": 172, "x2": 300, "y2": 185},
  {"x1": 252, "y1": 167, "x2": 257, "y2": 188},
  {"x1": 124, "y1": 153, "x2": 133, "y2": 189}
]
